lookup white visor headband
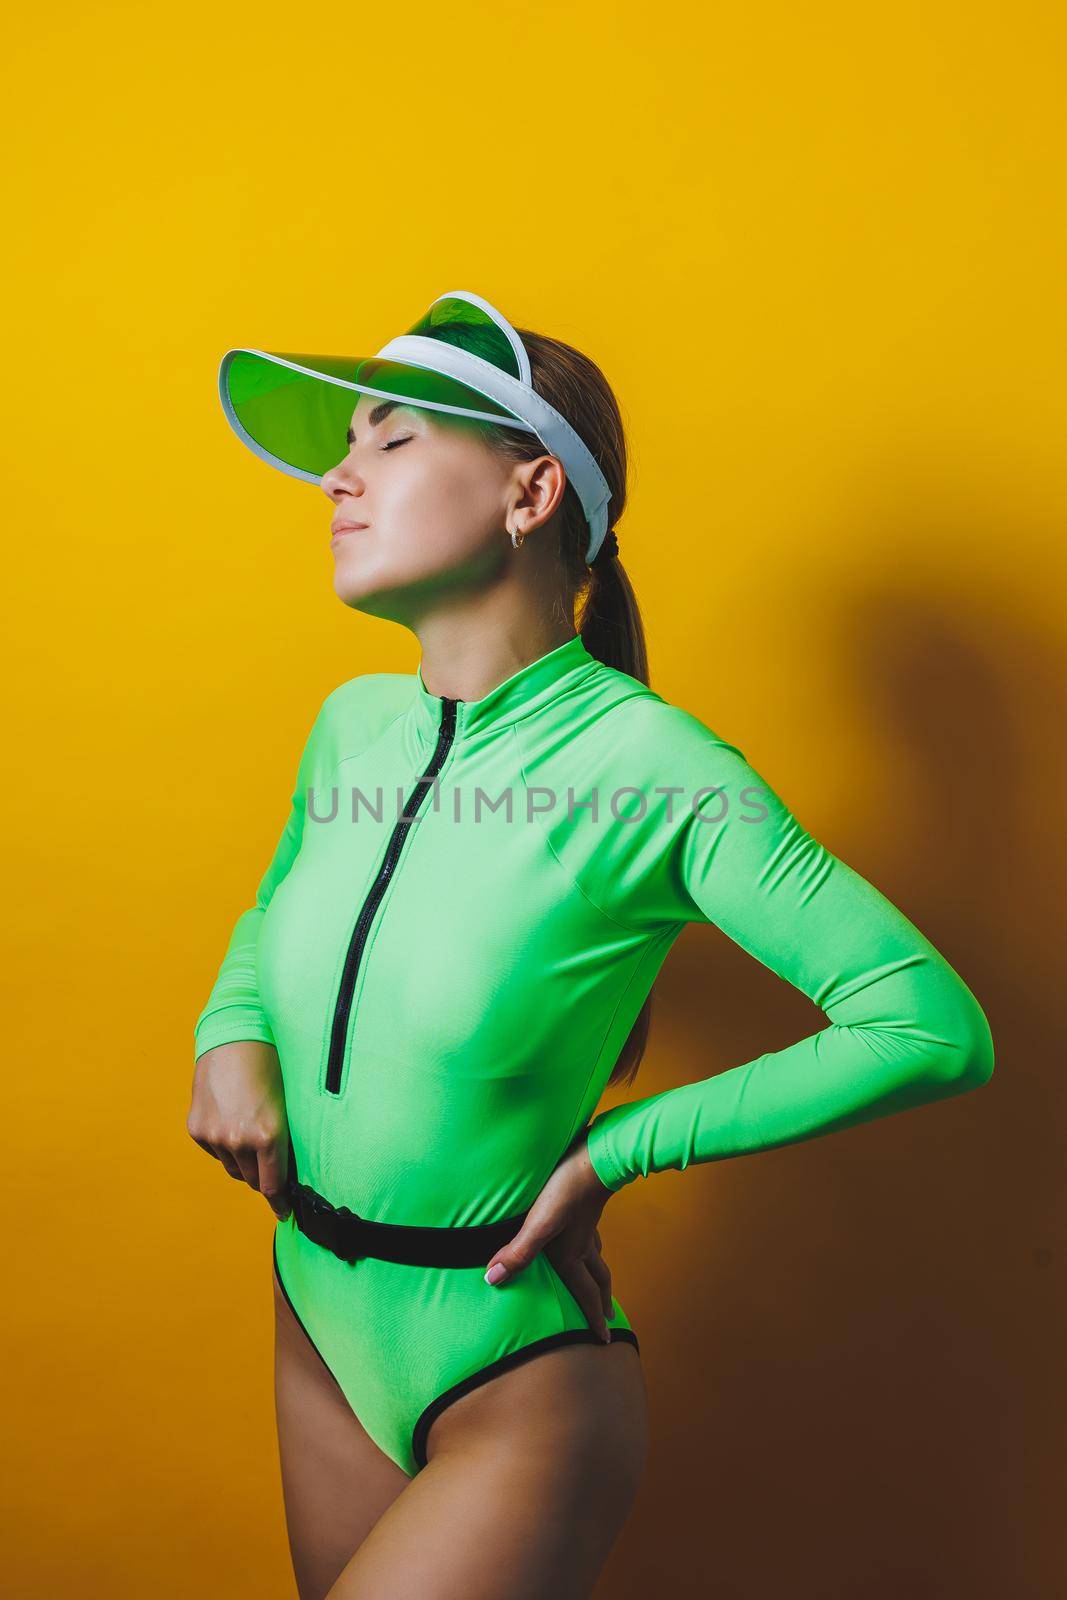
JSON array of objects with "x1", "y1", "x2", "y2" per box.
[{"x1": 374, "y1": 292, "x2": 613, "y2": 563}]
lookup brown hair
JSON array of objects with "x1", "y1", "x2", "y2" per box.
[{"x1": 474, "y1": 324, "x2": 651, "y2": 1090}]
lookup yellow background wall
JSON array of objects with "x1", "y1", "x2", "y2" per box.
[{"x1": 3, "y1": 2, "x2": 1062, "y2": 1594}]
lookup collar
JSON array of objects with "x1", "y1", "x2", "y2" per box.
[{"x1": 411, "y1": 632, "x2": 599, "y2": 743}]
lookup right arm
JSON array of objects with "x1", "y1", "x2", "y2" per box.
[{"x1": 188, "y1": 696, "x2": 330, "y2": 1213}]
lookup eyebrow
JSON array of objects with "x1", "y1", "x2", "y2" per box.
[{"x1": 347, "y1": 399, "x2": 406, "y2": 445}]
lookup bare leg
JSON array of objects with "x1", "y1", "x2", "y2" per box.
[
  {"x1": 324, "y1": 1340, "x2": 648, "y2": 1599},
  {"x1": 272, "y1": 1260, "x2": 412, "y2": 1600}
]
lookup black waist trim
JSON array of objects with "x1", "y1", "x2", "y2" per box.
[{"x1": 286, "y1": 1174, "x2": 531, "y2": 1267}]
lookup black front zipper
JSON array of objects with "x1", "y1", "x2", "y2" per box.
[{"x1": 323, "y1": 696, "x2": 459, "y2": 1095}]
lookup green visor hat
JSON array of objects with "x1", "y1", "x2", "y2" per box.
[{"x1": 218, "y1": 289, "x2": 613, "y2": 563}]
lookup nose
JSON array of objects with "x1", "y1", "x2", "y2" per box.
[{"x1": 321, "y1": 451, "x2": 365, "y2": 503}]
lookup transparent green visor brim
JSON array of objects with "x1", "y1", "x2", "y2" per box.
[{"x1": 219, "y1": 349, "x2": 535, "y2": 482}]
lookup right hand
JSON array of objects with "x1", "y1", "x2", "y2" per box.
[{"x1": 187, "y1": 1040, "x2": 292, "y2": 1220}]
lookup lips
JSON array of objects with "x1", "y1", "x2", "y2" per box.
[{"x1": 331, "y1": 521, "x2": 369, "y2": 538}]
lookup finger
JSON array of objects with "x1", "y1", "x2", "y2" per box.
[
  {"x1": 258, "y1": 1141, "x2": 292, "y2": 1221},
  {"x1": 484, "y1": 1212, "x2": 559, "y2": 1286},
  {"x1": 583, "y1": 1247, "x2": 614, "y2": 1319},
  {"x1": 232, "y1": 1144, "x2": 263, "y2": 1190},
  {"x1": 213, "y1": 1147, "x2": 244, "y2": 1181},
  {"x1": 559, "y1": 1260, "x2": 610, "y2": 1343}
]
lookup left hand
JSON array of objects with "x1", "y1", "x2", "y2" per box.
[{"x1": 482, "y1": 1134, "x2": 618, "y2": 1342}]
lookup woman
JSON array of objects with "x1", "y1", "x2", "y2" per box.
[{"x1": 188, "y1": 290, "x2": 994, "y2": 1599}]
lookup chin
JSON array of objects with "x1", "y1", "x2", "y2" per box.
[
  {"x1": 332, "y1": 563, "x2": 398, "y2": 611},
  {"x1": 333, "y1": 572, "x2": 374, "y2": 604}
]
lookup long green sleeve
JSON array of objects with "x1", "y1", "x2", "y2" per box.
[
  {"x1": 583, "y1": 718, "x2": 994, "y2": 1191},
  {"x1": 193, "y1": 699, "x2": 327, "y2": 1062}
]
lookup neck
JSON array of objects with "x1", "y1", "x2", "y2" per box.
[{"x1": 412, "y1": 606, "x2": 579, "y2": 706}]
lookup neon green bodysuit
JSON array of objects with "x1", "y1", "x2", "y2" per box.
[{"x1": 193, "y1": 630, "x2": 994, "y2": 1475}]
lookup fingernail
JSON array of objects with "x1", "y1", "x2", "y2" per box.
[{"x1": 485, "y1": 1263, "x2": 508, "y2": 1285}]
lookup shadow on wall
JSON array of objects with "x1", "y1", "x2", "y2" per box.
[{"x1": 595, "y1": 580, "x2": 1060, "y2": 1600}]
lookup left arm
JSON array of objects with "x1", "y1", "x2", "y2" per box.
[{"x1": 585, "y1": 716, "x2": 994, "y2": 1193}]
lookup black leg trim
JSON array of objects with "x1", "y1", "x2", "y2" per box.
[
  {"x1": 272, "y1": 1230, "x2": 337, "y2": 1385},
  {"x1": 410, "y1": 1326, "x2": 641, "y2": 1470}
]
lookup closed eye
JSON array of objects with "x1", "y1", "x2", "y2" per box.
[{"x1": 382, "y1": 436, "x2": 412, "y2": 451}]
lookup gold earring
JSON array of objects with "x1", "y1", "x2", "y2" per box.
[{"x1": 510, "y1": 527, "x2": 525, "y2": 550}]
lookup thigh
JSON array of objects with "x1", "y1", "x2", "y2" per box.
[
  {"x1": 324, "y1": 1339, "x2": 648, "y2": 1600},
  {"x1": 272, "y1": 1259, "x2": 412, "y2": 1600}
]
